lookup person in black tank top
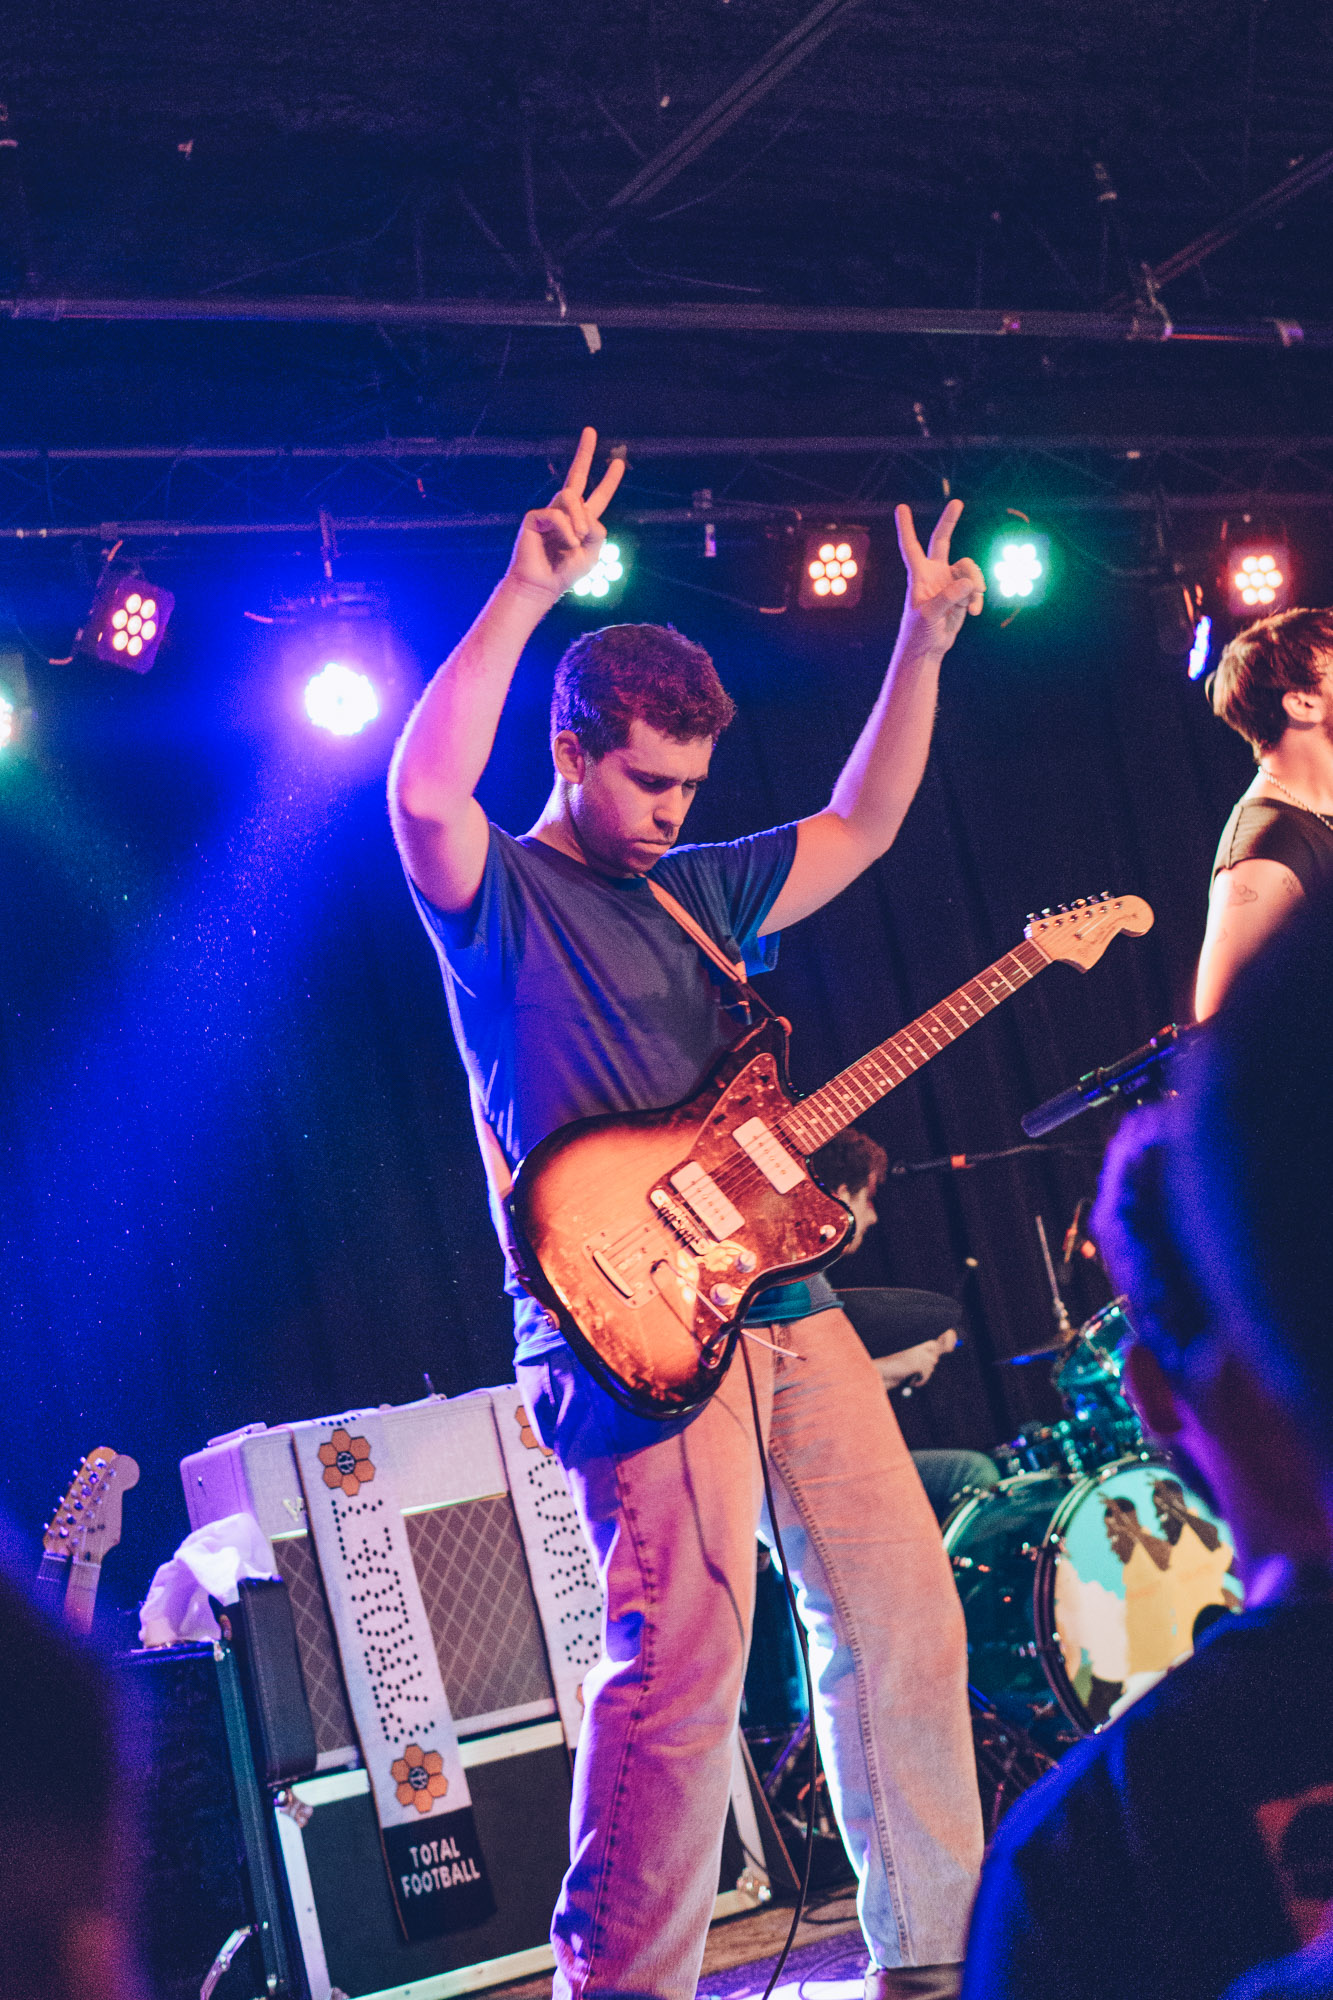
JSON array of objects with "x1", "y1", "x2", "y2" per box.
[{"x1": 1196, "y1": 608, "x2": 1333, "y2": 1017}]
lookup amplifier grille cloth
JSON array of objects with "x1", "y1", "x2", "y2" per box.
[
  {"x1": 273, "y1": 1495, "x2": 553, "y2": 1759},
  {"x1": 272, "y1": 1535, "x2": 355, "y2": 1758},
  {"x1": 405, "y1": 1495, "x2": 553, "y2": 1722}
]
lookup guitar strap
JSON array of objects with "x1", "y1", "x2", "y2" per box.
[
  {"x1": 470, "y1": 873, "x2": 774, "y2": 1257},
  {"x1": 645, "y1": 877, "x2": 777, "y2": 1023},
  {"x1": 644, "y1": 878, "x2": 748, "y2": 987}
]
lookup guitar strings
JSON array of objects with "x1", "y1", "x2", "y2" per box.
[{"x1": 700, "y1": 948, "x2": 1046, "y2": 1210}]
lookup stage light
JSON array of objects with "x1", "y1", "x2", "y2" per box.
[
  {"x1": 259, "y1": 578, "x2": 413, "y2": 760},
  {"x1": 988, "y1": 533, "x2": 1050, "y2": 605},
  {"x1": 0, "y1": 652, "x2": 31, "y2": 755},
  {"x1": 798, "y1": 528, "x2": 869, "y2": 608},
  {"x1": 76, "y1": 573, "x2": 175, "y2": 672},
  {"x1": 1187, "y1": 613, "x2": 1213, "y2": 681},
  {"x1": 303, "y1": 661, "x2": 381, "y2": 737},
  {"x1": 572, "y1": 541, "x2": 628, "y2": 600},
  {"x1": 1227, "y1": 544, "x2": 1291, "y2": 616}
]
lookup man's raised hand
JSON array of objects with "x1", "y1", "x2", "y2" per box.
[
  {"x1": 508, "y1": 427, "x2": 626, "y2": 602},
  {"x1": 894, "y1": 497, "x2": 986, "y2": 652}
]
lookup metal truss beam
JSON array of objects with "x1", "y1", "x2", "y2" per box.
[
  {"x1": 2, "y1": 296, "x2": 1326, "y2": 345},
  {"x1": 2, "y1": 434, "x2": 1333, "y2": 464},
  {"x1": 1108, "y1": 144, "x2": 1333, "y2": 309},
  {"x1": 561, "y1": 0, "x2": 867, "y2": 256},
  {"x1": 3, "y1": 491, "x2": 1332, "y2": 544}
]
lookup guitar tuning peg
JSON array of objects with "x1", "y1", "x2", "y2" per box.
[
  {"x1": 1026, "y1": 911, "x2": 1035, "y2": 923},
  {"x1": 1041, "y1": 907, "x2": 1052, "y2": 917}
]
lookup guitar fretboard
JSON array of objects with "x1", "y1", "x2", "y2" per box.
[{"x1": 777, "y1": 938, "x2": 1050, "y2": 1154}]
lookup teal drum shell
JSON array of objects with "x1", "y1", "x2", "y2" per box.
[
  {"x1": 1049, "y1": 1298, "x2": 1144, "y2": 1466},
  {"x1": 943, "y1": 1454, "x2": 1243, "y2": 1758}
]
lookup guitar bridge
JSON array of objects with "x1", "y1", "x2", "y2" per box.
[{"x1": 648, "y1": 1187, "x2": 710, "y2": 1254}]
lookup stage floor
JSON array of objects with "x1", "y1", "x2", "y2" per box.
[{"x1": 488, "y1": 1892, "x2": 866, "y2": 2000}]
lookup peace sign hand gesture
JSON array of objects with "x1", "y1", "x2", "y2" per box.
[
  {"x1": 893, "y1": 498, "x2": 985, "y2": 653},
  {"x1": 507, "y1": 427, "x2": 626, "y2": 603}
]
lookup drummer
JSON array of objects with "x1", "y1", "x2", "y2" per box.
[{"x1": 805, "y1": 1127, "x2": 1001, "y2": 1522}]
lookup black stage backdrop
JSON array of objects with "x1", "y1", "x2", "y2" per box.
[{"x1": 0, "y1": 533, "x2": 1283, "y2": 1614}]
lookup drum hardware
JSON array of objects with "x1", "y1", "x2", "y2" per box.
[
  {"x1": 968, "y1": 1686, "x2": 1060, "y2": 1841},
  {"x1": 1034, "y1": 1213, "x2": 1075, "y2": 1342}
]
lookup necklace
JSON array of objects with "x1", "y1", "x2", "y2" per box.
[{"x1": 1256, "y1": 768, "x2": 1333, "y2": 833}]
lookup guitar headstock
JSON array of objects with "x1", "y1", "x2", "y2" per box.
[
  {"x1": 1026, "y1": 893, "x2": 1154, "y2": 972},
  {"x1": 43, "y1": 1448, "x2": 140, "y2": 1566}
]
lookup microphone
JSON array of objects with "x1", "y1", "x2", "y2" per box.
[{"x1": 1021, "y1": 1023, "x2": 1198, "y2": 1138}]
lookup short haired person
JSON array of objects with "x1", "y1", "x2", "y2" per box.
[
  {"x1": 390, "y1": 431, "x2": 987, "y2": 2000},
  {"x1": 961, "y1": 879, "x2": 1333, "y2": 2000},
  {"x1": 805, "y1": 1128, "x2": 1000, "y2": 1521},
  {"x1": 1195, "y1": 607, "x2": 1333, "y2": 1018}
]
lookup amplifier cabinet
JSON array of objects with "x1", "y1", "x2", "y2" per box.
[
  {"x1": 181, "y1": 1388, "x2": 773, "y2": 1998},
  {"x1": 275, "y1": 1721, "x2": 574, "y2": 2000},
  {"x1": 182, "y1": 1392, "x2": 568, "y2": 1763}
]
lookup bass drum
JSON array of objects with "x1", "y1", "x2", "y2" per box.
[{"x1": 943, "y1": 1454, "x2": 1243, "y2": 1756}]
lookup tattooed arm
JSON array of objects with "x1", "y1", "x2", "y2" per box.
[{"x1": 1194, "y1": 859, "x2": 1304, "y2": 1019}]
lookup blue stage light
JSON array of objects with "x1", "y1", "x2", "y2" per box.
[
  {"x1": 0, "y1": 652, "x2": 30, "y2": 753},
  {"x1": 1187, "y1": 613, "x2": 1213, "y2": 681},
  {"x1": 303, "y1": 661, "x2": 381, "y2": 737}
]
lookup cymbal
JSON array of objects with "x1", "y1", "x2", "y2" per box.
[
  {"x1": 838, "y1": 1286, "x2": 962, "y2": 1358},
  {"x1": 1003, "y1": 1341, "x2": 1067, "y2": 1366}
]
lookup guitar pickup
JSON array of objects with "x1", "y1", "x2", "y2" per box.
[
  {"x1": 732, "y1": 1117, "x2": 806, "y2": 1193},
  {"x1": 669, "y1": 1161, "x2": 746, "y2": 1241}
]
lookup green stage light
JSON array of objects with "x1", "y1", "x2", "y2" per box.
[
  {"x1": 987, "y1": 531, "x2": 1051, "y2": 609},
  {"x1": 572, "y1": 540, "x2": 629, "y2": 601}
]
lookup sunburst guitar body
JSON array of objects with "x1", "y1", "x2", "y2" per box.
[{"x1": 507, "y1": 894, "x2": 1153, "y2": 1417}]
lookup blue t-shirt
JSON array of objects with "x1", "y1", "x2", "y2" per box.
[{"x1": 410, "y1": 821, "x2": 798, "y2": 1360}]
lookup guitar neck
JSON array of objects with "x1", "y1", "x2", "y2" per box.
[
  {"x1": 779, "y1": 938, "x2": 1050, "y2": 1154},
  {"x1": 34, "y1": 1550, "x2": 71, "y2": 1619},
  {"x1": 63, "y1": 1557, "x2": 103, "y2": 1638}
]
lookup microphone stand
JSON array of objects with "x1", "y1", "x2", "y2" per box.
[{"x1": 888, "y1": 1140, "x2": 1100, "y2": 1177}]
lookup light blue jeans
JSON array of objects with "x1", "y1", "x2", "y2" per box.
[{"x1": 518, "y1": 1307, "x2": 983, "y2": 2000}]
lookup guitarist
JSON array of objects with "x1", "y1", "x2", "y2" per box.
[{"x1": 389, "y1": 429, "x2": 986, "y2": 2000}]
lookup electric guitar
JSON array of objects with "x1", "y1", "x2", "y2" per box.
[
  {"x1": 507, "y1": 893, "x2": 1153, "y2": 1417},
  {"x1": 37, "y1": 1446, "x2": 140, "y2": 1635}
]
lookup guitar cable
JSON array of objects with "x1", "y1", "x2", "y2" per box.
[{"x1": 739, "y1": 1335, "x2": 821, "y2": 2000}]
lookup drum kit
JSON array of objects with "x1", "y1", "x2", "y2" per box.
[
  {"x1": 743, "y1": 1025, "x2": 1230, "y2": 1848},
  {"x1": 743, "y1": 1288, "x2": 1243, "y2": 1856},
  {"x1": 946, "y1": 1296, "x2": 1242, "y2": 1759}
]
